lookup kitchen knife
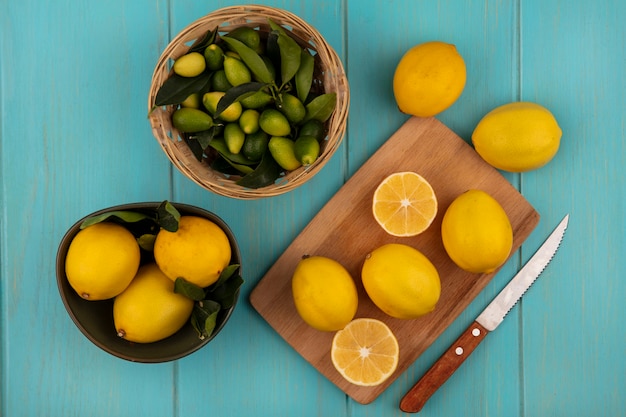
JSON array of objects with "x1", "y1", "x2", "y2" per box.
[{"x1": 399, "y1": 214, "x2": 570, "y2": 413}]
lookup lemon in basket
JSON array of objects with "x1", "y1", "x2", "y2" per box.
[{"x1": 173, "y1": 52, "x2": 206, "y2": 77}]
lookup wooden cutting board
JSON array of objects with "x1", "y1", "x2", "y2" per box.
[{"x1": 249, "y1": 117, "x2": 540, "y2": 404}]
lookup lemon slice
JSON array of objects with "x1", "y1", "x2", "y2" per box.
[
  {"x1": 331, "y1": 318, "x2": 399, "y2": 386},
  {"x1": 372, "y1": 172, "x2": 438, "y2": 237}
]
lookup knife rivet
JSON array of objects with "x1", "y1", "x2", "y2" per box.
[
  {"x1": 455, "y1": 347, "x2": 463, "y2": 355},
  {"x1": 472, "y1": 328, "x2": 481, "y2": 337}
]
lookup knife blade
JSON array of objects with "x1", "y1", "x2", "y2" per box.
[{"x1": 399, "y1": 214, "x2": 570, "y2": 413}]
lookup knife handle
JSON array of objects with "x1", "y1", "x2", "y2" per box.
[{"x1": 399, "y1": 321, "x2": 488, "y2": 413}]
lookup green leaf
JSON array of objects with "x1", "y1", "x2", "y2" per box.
[
  {"x1": 210, "y1": 264, "x2": 241, "y2": 289},
  {"x1": 277, "y1": 31, "x2": 302, "y2": 88},
  {"x1": 191, "y1": 300, "x2": 221, "y2": 339},
  {"x1": 302, "y1": 93, "x2": 337, "y2": 123},
  {"x1": 235, "y1": 149, "x2": 282, "y2": 189},
  {"x1": 204, "y1": 310, "x2": 219, "y2": 338},
  {"x1": 154, "y1": 72, "x2": 212, "y2": 106},
  {"x1": 221, "y1": 36, "x2": 273, "y2": 84},
  {"x1": 225, "y1": 160, "x2": 255, "y2": 175},
  {"x1": 188, "y1": 29, "x2": 217, "y2": 54},
  {"x1": 209, "y1": 138, "x2": 259, "y2": 166},
  {"x1": 267, "y1": 19, "x2": 287, "y2": 36},
  {"x1": 265, "y1": 31, "x2": 281, "y2": 76},
  {"x1": 183, "y1": 134, "x2": 205, "y2": 161},
  {"x1": 137, "y1": 233, "x2": 156, "y2": 251},
  {"x1": 210, "y1": 155, "x2": 242, "y2": 175},
  {"x1": 208, "y1": 275, "x2": 243, "y2": 309},
  {"x1": 189, "y1": 127, "x2": 220, "y2": 150},
  {"x1": 295, "y1": 50, "x2": 315, "y2": 103},
  {"x1": 174, "y1": 277, "x2": 206, "y2": 301},
  {"x1": 80, "y1": 211, "x2": 151, "y2": 229},
  {"x1": 214, "y1": 82, "x2": 267, "y2": 119},
  {"x1": 156, "y1": 201, "x2": 180, "y2": 232}
]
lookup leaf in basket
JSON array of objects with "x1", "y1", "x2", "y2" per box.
[
  {"x1": 225, "y1": 159, "x2": 255, "y2": 175},
  {"x1": 80, "y1": 211, "x2": 151, "y2": 229},
  {"x1": 267, "y1": 19, "x2": 288, "y2": 36},
  {"x1": 189, "y1": 127, "x2": 219, "y2": 151},
  {"x1": 210, "y1": 156, "x2": 242, "y2": 176},
  {"x1": 156, "y1": 201, "x2": 180, "y2": 232},
  {"x1": 295, "y1": 49, "x2": 315, "y2": 103},
  {"x1": 221, "y1": 37, "x2": 273, "y2": 84},
  {"x1": 303, "y1": 93, "x2": 337, "y2": 123},
  {"x1": 214, "y1": 82, "x2": 267, "y2": 119},
  {"x1": 208, "y1": 138, "x2": 259, "y2": 166},
  {"x1": 236, "y1": 149, "x2": 282, "y2": 189},
  {"x1": 265, "y1": 31, "x2": 281, "y2": 76},
  {"x1": 277, "y1": 31, "x2": 302, "y2": 88},
  {"x1": 187, "y1": 29, "x2": 217, "y2": 54},
  {"x1": 184, "y1": 134, "x2": 205, "y2": 162},
  {"x1": 154, "y1": 73, "x2": 210, "y2": 107},
  {"x1": 154, "y1": 72, "x2": 212, "y2": 106}
]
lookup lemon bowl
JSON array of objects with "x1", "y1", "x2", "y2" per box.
[
  {"x1": 55, "y1": 202, "x2": 242, "y2": 363},
  {"x1": 148, "y1": 5, "x2": 349, "y2": 199}
]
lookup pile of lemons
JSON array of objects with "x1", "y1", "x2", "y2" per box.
[
  {"x1": 154, "y1": 23, "x2": 338, "y2": 188},
  {"x1": 393, "y1": 40, "x2": 562, "y2": 172},
  {"x1": 291, "y1": 39, "x2": 563, "y2": 388},
  {"x1": 65, "y1": 214, "x2": 232, "y2": 343}
]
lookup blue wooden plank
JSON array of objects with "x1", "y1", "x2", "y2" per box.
[
  {"x1": 160, "y1": 1, "x2": 350, "y2": 416},
  {"x1": 1, "y1": 0, "x2": 625, "y2": 415},
  {"x1": 520, "y1": 0, "x2": 626, "y2": 415},
  {"x1": 1, "y1": 1, "x2": 176, "y2": 416},
  {"x1": 345, "y1": 1, "x2": 524, "y2": 415}
]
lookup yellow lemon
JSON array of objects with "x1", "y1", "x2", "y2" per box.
[
  {"x1": 65, "y1": 222, "x2": 140, "y2": 300},
  {"x1": 153, "y1": 216, "x2": 231, "y2": 288},
  {"x1": 471, "y1": 102, "x2": 562, "y2": 172},
  {"x1": 292, "y1": 255, "x2": 358, "y2": 332},
  {"x1": 331, "y1": 318, "x2": 399, "y2": 386},
  {"x1": 441, "y1": 189, "x2": 513, "y2": 273},
  {"x1": 361, "y1": 243, "x2": 440, "y2": 319},
  {"x1": 393, "y1": 41, "x2": 466, "y2": 118},
  {"x1": 372, "y1": 172, "x2": 438, "y2": 237},
  {"x1": 113, "y1": 263, "x2": 194, "y2": 343}
]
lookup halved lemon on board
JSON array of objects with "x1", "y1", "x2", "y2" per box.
[
  {"x1": 372, "y1": 172, "x2": 438, "y2": 237},
  {"x1": 331, "y1": 318, "x2": 399, "y2": 386}
]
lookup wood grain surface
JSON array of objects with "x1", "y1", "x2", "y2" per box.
[
  {"x1": 250, "y1": 117, "x2": 539, "y2": 404},
  {"x1": 2, "y1": 0, "x2": 625, "y2": 416}
]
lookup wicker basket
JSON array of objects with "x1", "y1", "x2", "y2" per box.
[{"x1": 148, "y1": 5, "x2": 349, "y2": 199}]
